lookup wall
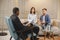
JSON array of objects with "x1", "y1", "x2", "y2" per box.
[
  {"x1": 0, "y1": 0, "x2": 19, "y2": 30},
  {"x1": 58, "y1": 0, "x2": 60, "y2": 20},
  {"x1": 0, "y1": 0, "x2": 60, "y2": 30},
  {"x1": 18, "y1": 0, "x2": 59, "y2": 19}
]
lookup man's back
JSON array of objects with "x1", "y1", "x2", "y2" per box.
[{"x1": 10, "y1": 14, "x2": 24, "y2": 31}]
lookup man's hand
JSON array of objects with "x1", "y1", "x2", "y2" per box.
[
  {"x1": 41, "y1": 22, "x2": 45, "y2": 24},
  {"x1": 37, "y1": 19, "x2": 41, "y2": 25}
]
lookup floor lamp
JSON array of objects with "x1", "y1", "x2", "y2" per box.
[{"x1": 0, "y1": 17, "x2": 7, "y2": 36}]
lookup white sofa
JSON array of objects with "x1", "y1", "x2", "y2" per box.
[{"x1": 20, "y1": 19, "x2": 60, "y2": 35}]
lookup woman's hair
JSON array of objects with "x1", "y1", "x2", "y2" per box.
[
  {"x1": 30, "y1": 7, "x2": 36, "y2": 14},
  {"x1": 52, "y1": 20, "x2": 57, "y2": 26}
]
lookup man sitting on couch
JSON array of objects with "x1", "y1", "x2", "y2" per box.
[
  {"x1": 40, "y1": 8, "x2": 51, "y2": 30},
  {"x1": 40, "y1": 8, "x2": 51, "y2": 38}
]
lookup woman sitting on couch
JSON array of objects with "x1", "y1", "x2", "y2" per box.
[
  {"x1": 24, "y1": 7, "x2": 37, "y2": 25},
  {"x1": 24, "y1": 7, "x2": 39, "y2": 40}
]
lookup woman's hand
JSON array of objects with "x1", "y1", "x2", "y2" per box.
[{"x1": 37, "y1": 19, "x2": 41, "y2": 25}]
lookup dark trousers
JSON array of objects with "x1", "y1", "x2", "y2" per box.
[
  {"x1": 33, "y1": 27, "x2": 39, "y2": 35},
  {"x1": 17, "y1": 26, "x2": 33, "y2": 39},
  {"x1": 17, "y1": 26, "x2": 39, "y2": 40}
]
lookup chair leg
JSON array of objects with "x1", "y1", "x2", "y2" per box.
[
  {"x1": 44, "y1": 34, "x2": 46, "y2": 40},
  {"x1": 52, "y1": 33, "x2": 54, "y2": 40},
  {"x1": 10, "y1": 36, "x2": 12, "y2": 40},
  {"x1": 44, "y1": 32, "x2": 46, "y2": 40}
]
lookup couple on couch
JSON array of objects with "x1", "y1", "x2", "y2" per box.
[{"x1": 10, "y1": 7, "x2": 50, "y2": 40}]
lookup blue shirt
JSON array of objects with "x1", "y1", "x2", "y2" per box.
[{"x1": 40, "y1": 14, "x2": 51, "y2": 25}]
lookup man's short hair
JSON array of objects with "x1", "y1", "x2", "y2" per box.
[
  {"x1": 42, "y1": 8, "x2": 47, "y2": 11},
  {"x1": 13, "y1": 7, "x2": 19, "y2": 14}
]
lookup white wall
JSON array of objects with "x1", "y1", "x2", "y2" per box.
[
  {"x1": 0, "y1": 0, "x2": 19, "y2": 30},
  {"x1": 58, "y1": 0, "x2": 60, "y2": 20},
  {"x1": 18, "y1": 0, "x2": 59, "y2": 19},
  {"x1": 0, "y1": 0, "x2": 60, "y2": 30}
]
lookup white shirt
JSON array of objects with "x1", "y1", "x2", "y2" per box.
[
  {"x1": 28, "y1": 14, "x2": 37, "y2": 24},
  {"x1": 42, "y1": 15, "x2": 45, "y2": 23}
]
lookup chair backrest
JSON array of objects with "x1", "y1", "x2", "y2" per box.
[{"x1": 5, "y1": 16, "x2": 18, "y2": 40}]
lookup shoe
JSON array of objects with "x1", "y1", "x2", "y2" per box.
[
  {"x1": 34, "y1": 36, "x2": 39, "y2": 40},
  {"x1": 30, "y1": 36, "x2": 33, "y2": 40},
  {"x1": 30, "y1": 36, "x2": 39, "y2": 40}
]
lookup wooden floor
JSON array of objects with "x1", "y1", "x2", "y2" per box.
[
  {"x1": 0, "y1": 31, "x2": 60, "y2": 40},
  {"x1": 26, "y1": 36, "x2": 60, "y2": 40}
]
